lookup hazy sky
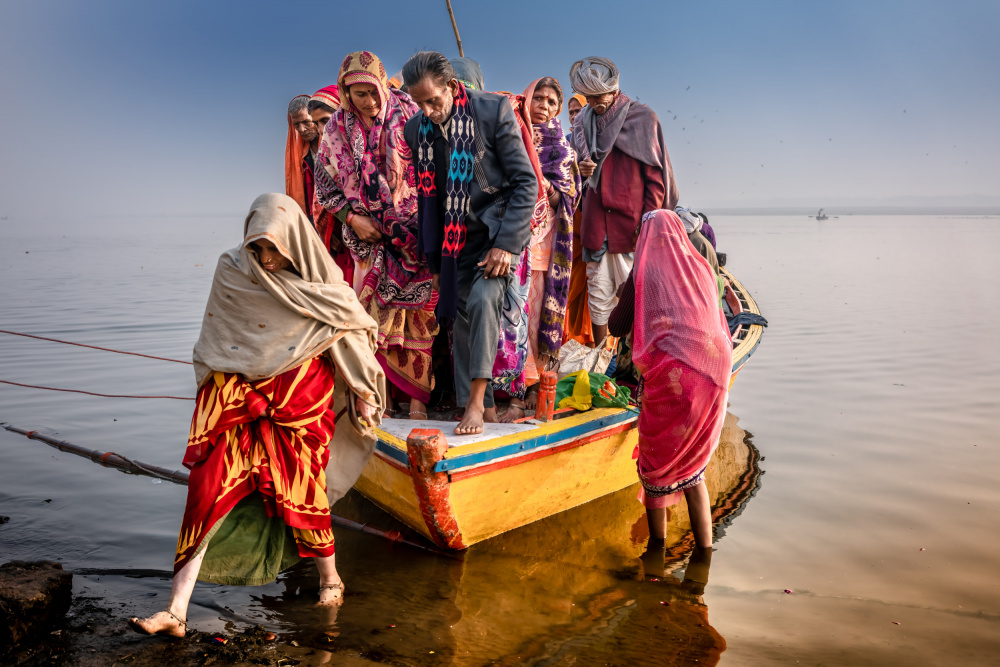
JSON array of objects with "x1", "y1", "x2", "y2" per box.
[{"x1": 1, "y1": 0, "x2": 998, "y2": 220}]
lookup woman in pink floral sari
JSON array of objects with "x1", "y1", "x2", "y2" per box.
[
  {"x1": 316, "y1": 51, "x2": 438, "y2": 419},
  {"x1": 608, "y1": 209, "x2": 731, "y2": 548}
]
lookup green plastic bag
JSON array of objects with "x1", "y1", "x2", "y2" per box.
[{"x1": 555, "y1": 371, "x2": 632, "y2": 411}]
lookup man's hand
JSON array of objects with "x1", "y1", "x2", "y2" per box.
[
  {"x1": 478, "y1": 248, "x2": 513, "y2": 279},
  {"x1": 355, "y1": 396, "x2": 377, "y2": 425},
  {"x1": 350, "y1": 214, "x2": 382, "y2": 243},
  {"x1": 579, "y1": 158, "x2": 596, "y2": 178}
]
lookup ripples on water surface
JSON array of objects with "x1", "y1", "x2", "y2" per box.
[{"x1": 1, "y1": 214, "x2": 998, "y2": 665}]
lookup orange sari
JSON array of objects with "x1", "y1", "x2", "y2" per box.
[{"x1": 174, "y1": 357, "x2": 337, "y2": 575}]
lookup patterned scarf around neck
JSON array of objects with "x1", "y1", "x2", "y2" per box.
[
  {"x1": 533, "y1": 117, "x2": 582, "y2": 358},
  {"x1": 315, "y1": 51, "x2": 432, "y2": 311},
  {"x1": 416, "y1": 83, "x2": 476, "y2": 320}
]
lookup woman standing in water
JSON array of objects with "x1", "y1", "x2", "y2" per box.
[
  {"x1": 316, "y1": 51, "x2": 438, "y2": 420},
  {"x1": 129, "y1": 193, "x2": 385, "y2": 637},
  {"x1": 505, "y1": 77, "x2": 581, "y2": 419},
  {"x1": 608, "y1": 209, "x2": 731, "y2": 548}
]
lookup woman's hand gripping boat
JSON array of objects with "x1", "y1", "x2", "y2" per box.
[{"x1": 353, "y1": 267, "x2": 764, "y2": 550}]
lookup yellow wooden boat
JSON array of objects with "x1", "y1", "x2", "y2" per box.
[{"x1": 354, "y1": 267, "x2": 764, "y2": 549}]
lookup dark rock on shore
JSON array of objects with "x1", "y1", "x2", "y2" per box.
[{"x1": 0, "y1": 560, "x2": 72, "y2": 653}]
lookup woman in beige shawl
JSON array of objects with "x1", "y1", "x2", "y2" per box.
[{"x1": 129, "y1": 193, "x2": 385, "y2": 637}]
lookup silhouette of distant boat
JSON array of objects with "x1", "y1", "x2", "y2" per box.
[{"x1": 815, "y1": 208, "x2": 828, "y2": 220}]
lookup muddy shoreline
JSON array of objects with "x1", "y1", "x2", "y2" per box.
[{"x1": 5, "y1": 586, "x2": 385, "y2": 667}]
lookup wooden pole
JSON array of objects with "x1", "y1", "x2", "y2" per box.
[{"x1": 445, "y1": 0, "x2": 464, "y2": 57}]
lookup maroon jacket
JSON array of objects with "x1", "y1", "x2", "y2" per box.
[{"x1": 580, "y1": 148, "x2": 675, "y2": 254}]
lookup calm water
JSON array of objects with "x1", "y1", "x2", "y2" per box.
[{"x1": 1, "y1": 214, "x2": 999, "y2": 665}]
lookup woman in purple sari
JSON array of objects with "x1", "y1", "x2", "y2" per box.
[{"x1": 504, "y1": 77, "x2": 582, "y2": 420}]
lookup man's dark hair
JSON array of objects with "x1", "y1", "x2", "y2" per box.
[
  {"x1": 402, "y1": 51, "x2": 457, "y2": 89},
  {"x1": 308, "y1": 100, "x2": 335, "y2": 113}
]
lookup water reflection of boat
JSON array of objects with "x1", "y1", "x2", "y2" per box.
[
  {"x1": 355, "y1": 271, "x2": 765, "y2": 550},
  {"x1": 282, "y1": 412, "x2": 759, "y2": 664}
]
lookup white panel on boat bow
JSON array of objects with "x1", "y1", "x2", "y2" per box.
[{"x1": 377, "y1": 418, "x2": 538, "y2": 448}]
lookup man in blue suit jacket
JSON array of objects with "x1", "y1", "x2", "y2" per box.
[{"x1": 402, "y1": 52, "x2": 538, "y2": 436}]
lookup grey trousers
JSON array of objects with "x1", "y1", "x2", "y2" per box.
[{"x1": 454, "y1": 261, "x2": 511, "y2": 409}]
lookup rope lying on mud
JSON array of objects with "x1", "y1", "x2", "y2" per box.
[
  {"x1": 0, "y1": 329, "x2": 192, "y2": 364},
  {"x1": 0, "y1": 379, "x2": 194, "y2": 401},
  {"x1": 1, "y1": 422, "x2": 454, "y2": 557}
]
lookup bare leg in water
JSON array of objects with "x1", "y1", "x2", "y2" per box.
[
  {"x1": 129, "y1": 552, "x2": 343, "y2": 635},
  {"x1": 455, "y1": 378, "x2": 499, "y2": 435},
  {"x1": 645, "y1": 480, "x2": 713, "y2": 547}
]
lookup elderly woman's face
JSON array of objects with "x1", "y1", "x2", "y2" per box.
[
  {"x1": 249, "y1": 239, "x2": 292, "y2": 273},
  {"x1": 529, "y1": 86, "x2": 560, "y2": 125},
  {"x1": 585, "y1": 91, "x2": 618, "y2": 116},
  {"x1": 349, "y1": 83, "x2": 381, "y2": 119}
]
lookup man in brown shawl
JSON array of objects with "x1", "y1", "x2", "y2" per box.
[{"x1": 569, "y1": 57, "x2": 679, "y2": 343}]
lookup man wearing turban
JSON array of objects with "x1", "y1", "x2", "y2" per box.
[{"x1": 569, "y1": 57, "x2": 678, "y2": 343}]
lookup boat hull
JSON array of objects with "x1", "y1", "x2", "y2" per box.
[{"x1": 355, "y1": 269, "x2": 765, "y2": 549}]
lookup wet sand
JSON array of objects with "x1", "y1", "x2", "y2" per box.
[{"x1": 2, "y1": 213, "x2": 999, "y2": 665}]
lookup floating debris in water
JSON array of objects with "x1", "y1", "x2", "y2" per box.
[
  {"x1": 784, "y1": 589, "x2": 793, "y2": 594},
  {"x1": 211, "y1": 637, "x2": 228, "y2": 645},
  {"x1": 660, "y1": 601, "x2": 670, "y2": 605}
]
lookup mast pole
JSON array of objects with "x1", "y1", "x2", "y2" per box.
[{"x1": 445, "y1": 0, "x2": 464, "y2": 57}]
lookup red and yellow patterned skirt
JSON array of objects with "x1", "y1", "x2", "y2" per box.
[{"x1": 174, "y1": 357, "x2": 337, "y2": 582}]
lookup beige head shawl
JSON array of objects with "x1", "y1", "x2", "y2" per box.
[{"x1": 193, "y1": 193, "x2": 386, "y2": 502}]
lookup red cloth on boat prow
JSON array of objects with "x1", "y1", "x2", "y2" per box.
[
  {"x1": 632, "y1": 210, "x2": 732, "y2": 508},
  {"x1": 174, "y1": 357, "x2": 338, "y2": 573}
]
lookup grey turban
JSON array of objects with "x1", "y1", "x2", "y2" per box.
[{"x1": 569, "y1": 57, "x2": 620, "y2": 96}]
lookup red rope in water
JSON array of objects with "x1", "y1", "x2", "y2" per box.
[
  {"x1": 0, "y1": 329, "x2": 192, "y2": 365},
  {"x1": 0, "y1": 379, "x2": 194, "y2": 401}
]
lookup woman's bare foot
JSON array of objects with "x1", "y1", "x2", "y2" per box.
[
  {"x1": 318, "y1": 581, "x2": 345, "y2": 606},
  {"x1": 127, "y1": 610, "x2": 186, "y2": 638},
  {"x1": 524, "y1": 387, "x2": 539, "y2": 411},
  {"x1": 455, "y1": 404, "x2": 485, "y2": 435},
  {"x1": 500, "y1": 401, "x2": 526, "y2": 423}
]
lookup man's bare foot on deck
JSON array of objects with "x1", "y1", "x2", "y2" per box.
[
  {"x1": 127, "y1": 610, "x2": 186, "y2": 638},
  {"x1": 455, "y1": 404, "x2": 485, "y2": 435}
]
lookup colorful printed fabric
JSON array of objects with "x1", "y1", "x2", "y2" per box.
[
  {"x1": 631, "y1": 210, "x2": 732, "y2": 508},
  {"x1": 489, "y1": 92, "x2": 549, "y2": 397},
  {"x1": 415, "y1": 82, "x2": 477, "y2": 320},
  {"x1": 491, "y1": 247, "x2": 532, "y2": 398},
  {"x1": 531, "y1": 116, "x2": 581, "y2": 359},
  {"x1": 175, "y1": 357, "x2": 338, "y2": 581},
  {"x1": 371, "y1": 303, "x2": 438, "y2": 404},
  {"x1": 315, "y1": 51, "x2": 433, "y2": 312}
]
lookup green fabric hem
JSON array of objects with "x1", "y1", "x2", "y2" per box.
[{"x1": 195, "y1": 493, "x2": 302, "y2": 587}]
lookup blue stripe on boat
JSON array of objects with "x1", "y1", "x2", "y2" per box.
[{"x1": 433, "y1": 409, "x2": 638, "y2": 474}]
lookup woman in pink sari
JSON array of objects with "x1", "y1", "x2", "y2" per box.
[
  {"x1": 608, "y1": 209, "x2": 731, "y2": 548},
  {"x1": 315, "y1": 51, "x2": 438, "y2": 420}
]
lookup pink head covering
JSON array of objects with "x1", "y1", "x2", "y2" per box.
[{"x1": 310, "y1": 85, "x2": 340, "y2": 109}]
